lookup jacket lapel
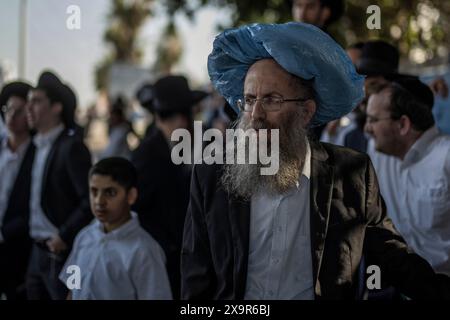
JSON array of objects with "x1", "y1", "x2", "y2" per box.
[
  {"x1": 41, "y1": 131, "x2": 65, "y2": 209},
  {"x1": 310, "y1": 142, "x2": 334, "y2": 297},
  {"x1": 227, "y1": 196, "x2": 250, "y2": 299}
]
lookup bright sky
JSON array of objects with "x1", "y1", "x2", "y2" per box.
[{"x1": 0, "y1": 0, "x2": 232, "y2": 107}]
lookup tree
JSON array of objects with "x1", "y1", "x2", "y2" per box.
[
  {"x1": 95, "y1": 0, "x2": 153, "y2": 90},
  {"x1": 167, "y1": 0, "x2": 450, "y2": 64},
  {"x1": 153, "y1": 20, "x2": 183, "y2": 74}
]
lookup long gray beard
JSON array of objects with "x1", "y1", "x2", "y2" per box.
[{"x1": 221, "y1": 110, "x2": 308, "y2": 200}]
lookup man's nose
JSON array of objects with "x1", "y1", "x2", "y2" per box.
[
  {"x1": 251, "y1": 100, "x2": 266, "y2": 121},
  {"x1": 95, "y1": 194, "x2": 106, "y2": 206}
]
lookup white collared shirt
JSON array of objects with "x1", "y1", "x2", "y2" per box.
[
  {"x1": 368, "y1": 126, "x2": 450, "y2": 275},
  {"x1": 244, "y1": 142, "x2": 314, "y2": 300},
  {"x1": 0, "y1": 136, "x2": 30, "y2": 242},
  {"x1": 29, "y1": 124, "x2": 65, "y2": 240},
  {"x1": 59, "y1": 212, "x2": 173, "y2": 300}
]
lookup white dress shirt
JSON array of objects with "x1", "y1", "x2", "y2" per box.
[
  {"x1": 368, "y1": 126, "x2": 450, "y2": 275},
  {"x1": 244, "y1": 142, "x2": 314, "y2": 300},
  {"x1": 59, "y1": 212, "x2": 173, "y2": 300},
  {"x1": 29, "y1": 124, "x2": 65, "y2": 241},
  {"x1": 0, "y1": 136, "x2": 30, "y2": 242}
]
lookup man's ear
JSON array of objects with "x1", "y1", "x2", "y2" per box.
[
  {"x1": 398, "y1": 115, "x2": 412, "y2": 136},
  {"x1": 127, "y1": 187, "x2": 138, "y2": 206},
  {"x1": 302, "y1": 100, "x2": 317, "y2": 125},
  {"x1": 319, "y1": 7, "x2": 331, "y2": 27}
]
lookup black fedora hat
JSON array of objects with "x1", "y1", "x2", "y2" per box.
[
  {"x1": 35, "y1": 70, "x2": 76, "y2": 127},
  {"x1": 357, "y1": 40, "x2": 400, "y2": 77},
  {"x1": 152, "y1": 75, "x2": 208, "y2": 114},
  {"x1": 0, "y1": 81, "x2": 32, "y2": 119},
  {"x1": 63, "y1": 83, "x2": 77, "y2": 127}
]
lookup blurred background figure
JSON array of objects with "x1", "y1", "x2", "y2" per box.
[
  {"x1": 365, "y1": 77, "x2": 450, "y2": 276},
  {"x1": 0, "y1": 81, "x2": 34, "y2": 300},
  {"x1": 291, "y1": 0, "x2": 344, "y2": 31},
  {"x1": 99, "y1": 96, "x2": 136, "y2": 160},
  {"x1": 131, "y1": 75, "x2": 207, "y2": 299}
]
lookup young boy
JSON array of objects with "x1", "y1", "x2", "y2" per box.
[{"x1": 59, "y1": 157, "x2": 172, "y2": 299}]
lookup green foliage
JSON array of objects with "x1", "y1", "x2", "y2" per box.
[
  {"x1": 95, "y1": 0, "x2": 153, "y2": 90},
  {"x1": 153, "y1": 20, "x2": 183, "y2": 74},
  {"x1": 168, "y1": 0, "x2": 450, "y2": 61},
  {"x1": 95, "y1": 0, "x2": 450, "y2": 91}
]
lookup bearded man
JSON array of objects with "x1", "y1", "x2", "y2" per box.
[{"x1": 180, "y1": 22, "x2": 450, "y2": 300}]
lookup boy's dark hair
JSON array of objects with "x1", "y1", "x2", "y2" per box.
[{"x1": 89, "y1": 157, "x2": 138, "y2": 191}]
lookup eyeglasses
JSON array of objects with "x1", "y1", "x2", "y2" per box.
[
  {"x1": 365, "y1": 115, "x2": 393, "y2": 124},
  {"x1": 237, "y1": 96, "x2": 309, "y2": 112},
  {"x1": 1, "y1": 104, "x2": 26, "y2": 116}
]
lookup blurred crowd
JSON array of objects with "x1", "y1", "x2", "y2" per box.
[{"x1": 0, "y1": 0, "x2": 450, "y2": 300}]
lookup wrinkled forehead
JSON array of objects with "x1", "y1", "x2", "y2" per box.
[
  {"x1": 244, "y1": 59, "x2": 296, "y2": 91},
  {"x1": 246, "y1": 59, "x2": 289, "y2": 77}
]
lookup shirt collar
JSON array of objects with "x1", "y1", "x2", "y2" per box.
[
  {"x1": 403, "y1": 125, "x2": 440, "y2": 166},
  {"x1": 33, "y1": 124, "x2": 65, "y2": 149},
  {"x1": 95, "y1": 211, "x2": 139, "y2": 239},
  {"x1": 1, "y1": 136, "x2": 30, "y2": 159}
]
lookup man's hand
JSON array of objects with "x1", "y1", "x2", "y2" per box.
[
  {"x1": 429, "y1": 77, "x2": 449, "y2": 99},
  {"x1": 46, "y1": 235, "x2": 68, "y2": 254}
]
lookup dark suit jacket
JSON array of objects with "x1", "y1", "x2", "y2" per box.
[
  {"x1": 181, "y1": 142, "x2": 450, "y2": 300},
  {"x1": 0, "y1": 140, "x2": 34, "y2": 297},
  {"x1": 132, "y1": 128, "x2": 191, "y2": 298},
  {"x1": 1, "y1": 141, "x2": 35, "y2": 243},
  {"x1": 40, "y1": 129, "x2": 92, "y2": 246}
]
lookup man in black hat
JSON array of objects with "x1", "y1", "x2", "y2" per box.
[
  {"x1": 0, "y1": 81, "x2": 34, "y2": 299},
  {"x1": 131, "y1": 75, "x2": 207, "y2": 299},
  {"x1": 136, "y1": 83, "x2": 157, "y2": 138},
  {"x1": 25, "y1": 70, "x2": 92, "y2": 300},
  {"x1": 365, "y1": 77, "x2": 450, "y2": 277}
]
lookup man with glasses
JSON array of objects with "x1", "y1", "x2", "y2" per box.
[
  {"x1": 365, "y1": 76, "x2": 450, "y2": 276},
  {"x1": 0, "y1": 81, "x2": 34, "y2": 299},
  {"x1": 181, "y1": 22, "x2": 450, "y2": 300}
]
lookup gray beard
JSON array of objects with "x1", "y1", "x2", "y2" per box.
[{"x1": 221, "y1": 110, "x2": 308, "y2": 200}]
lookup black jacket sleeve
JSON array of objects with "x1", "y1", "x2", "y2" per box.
[
  {"x1": 181, "y1": 164, "x2": 216, "y2": 300},
  {"x1": 58, "y1": 139, "x2": 92, "y2": 245}
]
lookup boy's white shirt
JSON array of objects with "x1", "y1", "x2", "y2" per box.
[{"x1": 59, "y1": 211, "x2": 172, "y2": 300}]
